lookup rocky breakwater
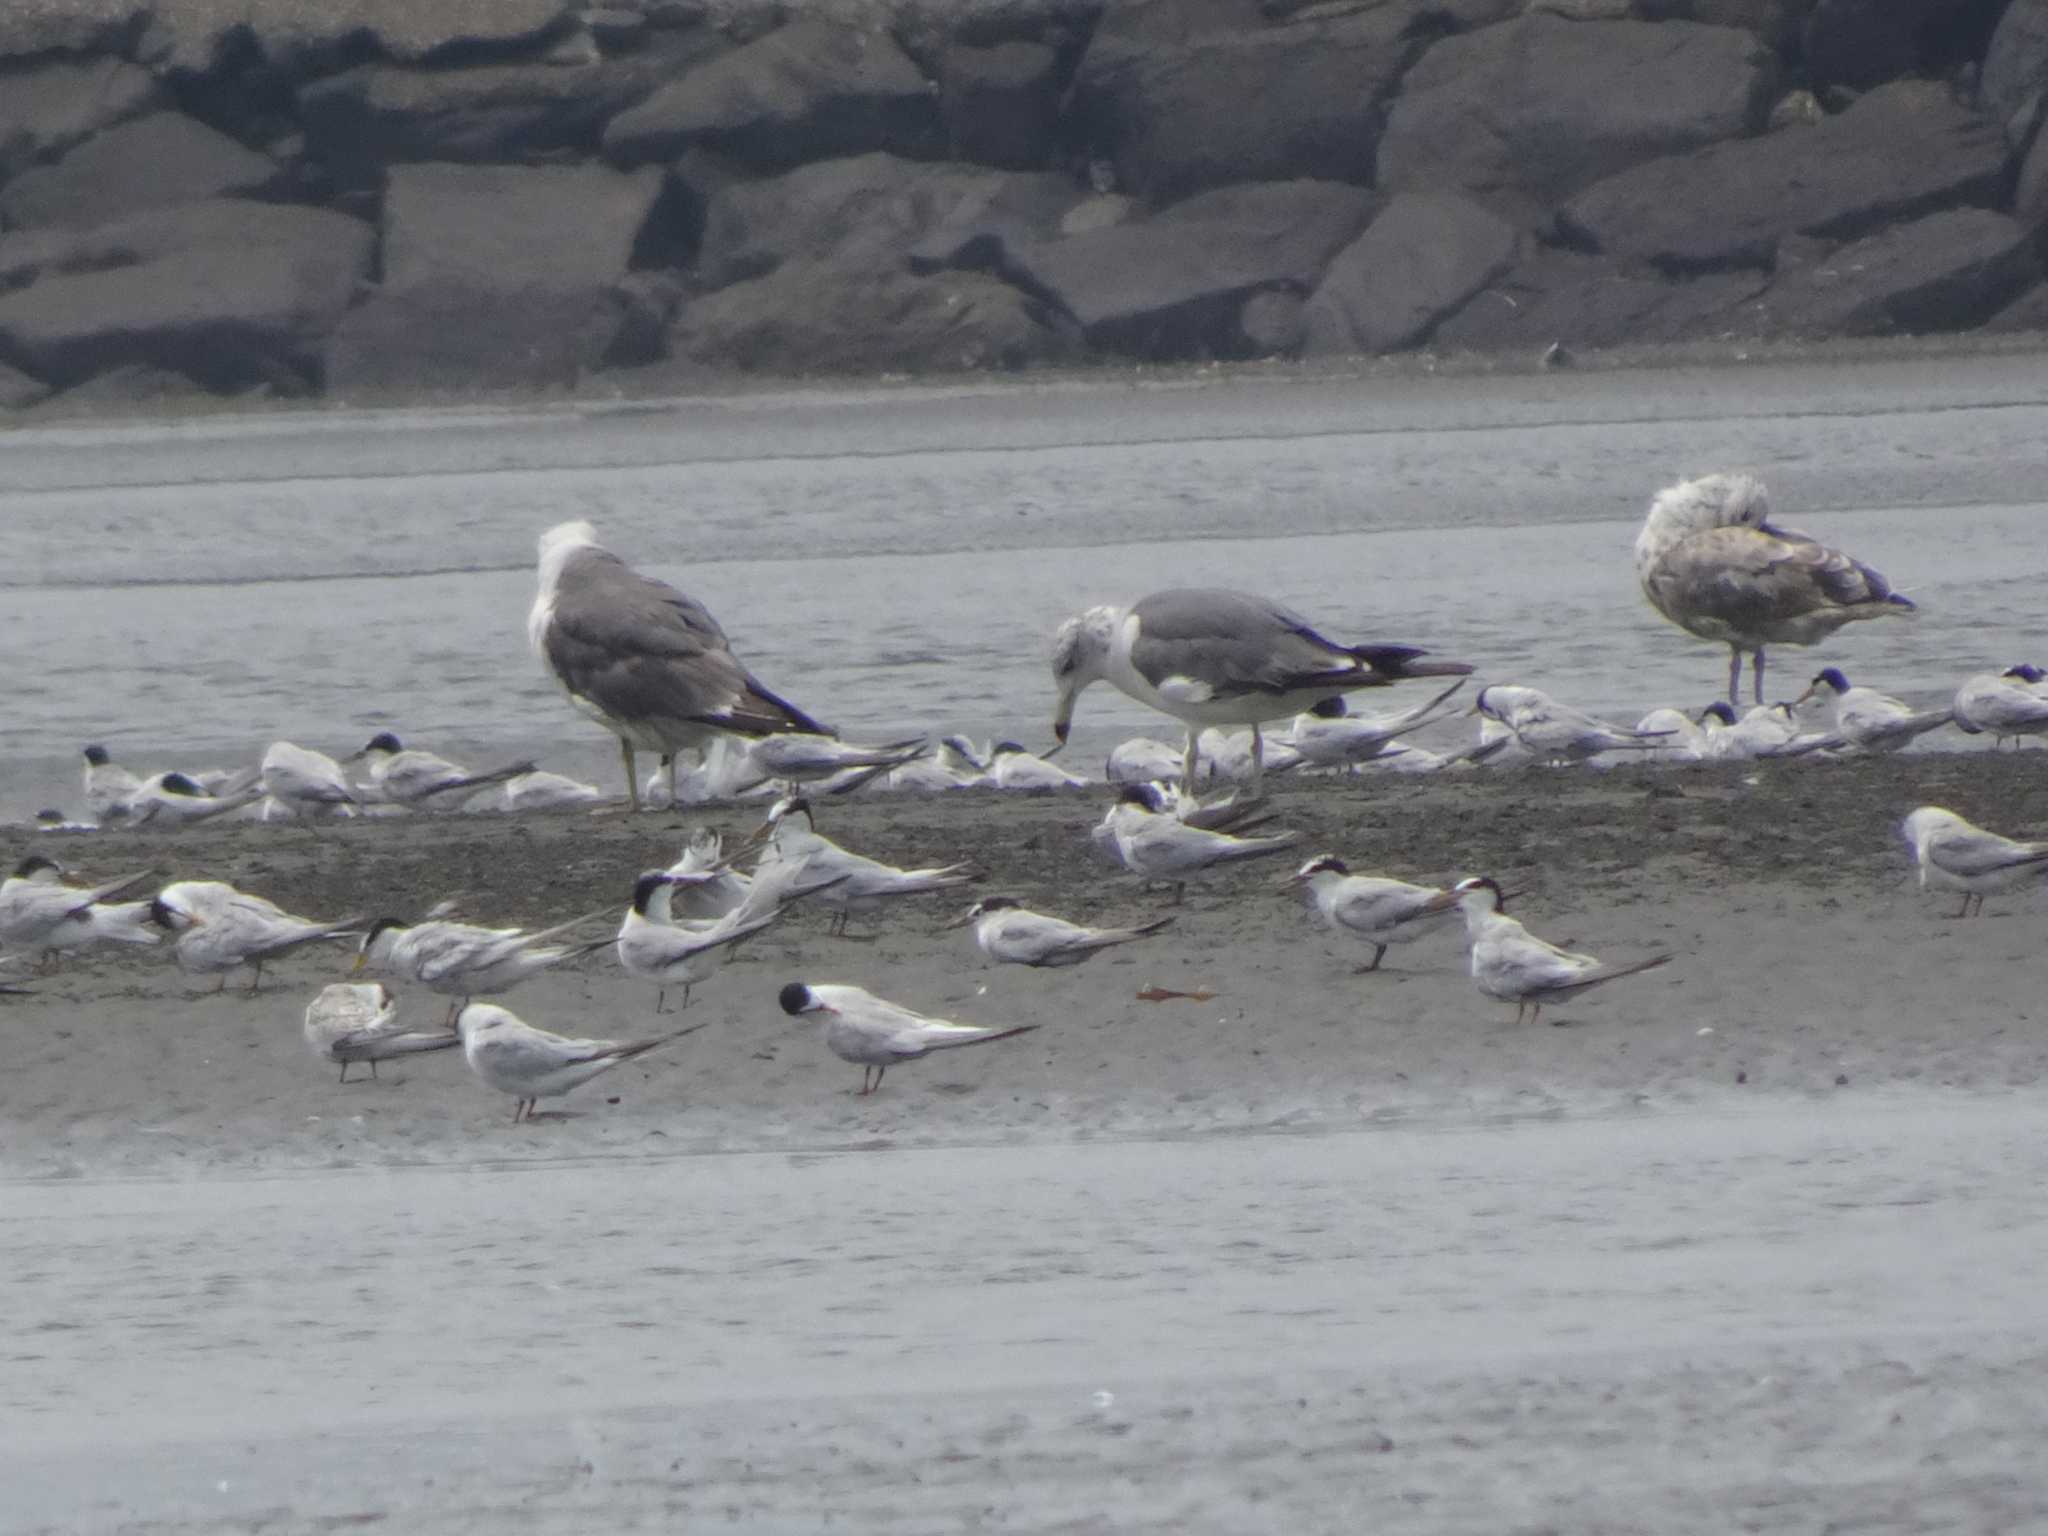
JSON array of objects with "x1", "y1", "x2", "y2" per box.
[{"x1": 0, "y1": 0, "x2": 2043, "y2": 410}]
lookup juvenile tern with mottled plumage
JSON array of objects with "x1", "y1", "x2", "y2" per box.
[{"x1": 304, "y1": 982, "x2": 459, "y2": 1082}]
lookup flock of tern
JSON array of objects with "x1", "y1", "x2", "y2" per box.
[{"x1": 7, "y1": 471, "x2": 2044, "y2": 1121}]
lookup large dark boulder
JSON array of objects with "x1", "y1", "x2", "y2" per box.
[
  {"x1": 297, "y1": 28, "x2": 729, "y2": 184},
  {"x1": 139, "y1": 0, "x2": 577, "y2": 77},
  {"x1": 1000, "y1": 179, "x2": 1376, "y2": 357},
  {"x1": 602, "y1": 20, "x2": 941, "y2": 170},
  {"x1": 938, "y1": 39, "x2": 1063, "y2": 170},
  {"x1": 0, "y1": 358, "x2": 48, "y2": 409},
  {"x1": 1983, "y1": 0, "x2": 2048, "y2": 144},
  {"x1": 1376, "y1": 16, "x2": 1776, "y2": 223},
  {"x1": 694, "y1": 152, "x2": 1085, "y2": 289},
  {"x1": 670, "y1": 260, "x2": 1076, "y2": 373},
  {"x1": 1068, "y1": 6, "x2": 1449, "y2": 204},
  {"x1": 1560, "y1": 82, "x2": 2007, "y2": 269},
  {"x1": 1430, "y1": 249, "x2": 1766, "y2": 351},
  {"x1": 0, "y1": 56, "x2": 164, "y2": 185},
  {"x1": 1301, "y1": 191, "x2": 1519, "y2": 355},
  {"x1": 0, "y1": 1, "x2": 147, "y2": 63},
  {"x1": 328, "y1": 161, "x2": 663, "y2": 392},
  {"x1": 1981, "y1": 278, "x2": 2048, "y2": 333},
  {"x1": 1800, "y1": 0, "x2": 1949, "y2": 95},
  {"x1": 0, "y1": 201, "x2": 372, "y2": 390},
  {"x1": 1738, "y1": 208, "x2": 2042, "y2": 338},
  {"x1": 1638, "y1": 1, "x2": 1815, "y2": 54},
  {"x1": 0, "y1": 112, "x2": 279, "y2": 230}
]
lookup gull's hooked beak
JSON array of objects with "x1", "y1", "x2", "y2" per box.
[{"x1": 1046, "y1": 717, "x2": 1071, "y2": 758}]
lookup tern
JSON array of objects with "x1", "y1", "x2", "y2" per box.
[
  {"x1": 1474, "y1": 685, "x2": 1673, "y2": 764},
  {"x1": 1100, "y1": 784, "x2": 1299, "y2": 903},
  {"x1": 42, "y1": 899, "x2": 160, "y2": 963},
  {"x1": 258, "y1": 741, "x2": 359, "y2": 818},
  {"x1": 1900, "y1": 806, "x2": 2048, "y2": 917},
  {"x1": 741, "y1": 732, "x2": 927, "y2": 790},
  {"x1": 356, "y1": 909, "x2": 612, "y2": 1018},
  {"x1": 123, "y1": 770, "x2": 264, "y2": 826},
  {"x1": 1105, "y1": 737, "x2": 1185, "y2": 786},
  {"x1": 0, "y1": 857, "x2": 158, "y2": 957},
  {"x1": 499, "y1": 769, "x2": 608, "y2": 812},
  {"x1": 1793, "y1": 668, "x2": 1952, "y2": 753},
  {"x1": 1277, "y1": 680, "x2": 1468, "y2": 769},
  {"x1": 1289, "y1": 855, "x2": 1458, "y2": 972},
  {"x1": 529, "y1": 520, "x2": 830, "y2": 811},
  {"x1": 1635, "y1": 471, "x2": 1914, "y2": 705},
  {"x1": 455, "y1": 1001, "x2": 692, "y2": 1122},
  {"x1": 1433, "y1": 877, "x2": 1670, "y2": 1024},
  {"x1": 1695, "y1": 700, "x2": 1842, "y2": 760},
  {"x1": 950, "y1": 895, "x2": 1173, "y2": 968},
  {"x1": 616, "y1": 870, "x2": 792, "y2": 1012},
  {"x1": 149, "y1": 880, "x2": 363, "y2": 993},
  {"x1": 1050, "y1": 587, "x2": 1474, "y2": 790},
  {"x1": 1952, "y1": 665, "x2": 2048, "y2": 748},
  {"x1": 752, "y1": 795, "x2": 974, "y2": 936},
  {"x1": 350, "y1": 732, "x2": 535, "y2": 809},
  {"x1": 776, "y1": 982, "x2": 1038, "y2": 1095},
  {"x1": 303, "y1": 982, "x2": 459, "y2": 1083},
  {"x1": 988, "y1": 742, "x2": 1089, "y2": 791},
  {"x1": 81, "y1": 744, "x2": 146, "y2": 824}
]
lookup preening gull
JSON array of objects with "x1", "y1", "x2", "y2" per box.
[
  {"x1": 1049, "y1": 587, "x2": 1474, "y2": 790},
  {"x1": 1635, "y1": 472, "x2": 1914, "y2": 706},
  {"x1": 529, "y1": 520, "x2": 830, "y2": 811}
]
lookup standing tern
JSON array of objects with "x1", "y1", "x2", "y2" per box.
[
  {"x1": 1793, "y1": 669, "x2": 1953, "y2": 753},
  {"x1": 1101, "y1": 785, "x2": 1299, "y2": 903},
  {"x1": 0, "y1": 857, "x2": 158, "y2": 956},
  {"x1": 529, "y1": 520, "x2": 830, "y2": 812},
  {"x1": 1635, "y1": 471, "x2": 1915, "y2": 705},
  {"x1": 350, "y1": 733, "x2": 536, "y2": 809},
  {"x1": 950, "y1": 895, "x2": 1173, "y2": 968},
  {"x1": 149, "y1": 880, "x2": 363, "y2": 993},
  {"x1": 356, "y1": 909, "x2": 612, "y2": 1018},
  {"x1": 1289, "y1": 855, "x2": 1457, "y2": 973},
  {"x1": 616, "y1": 870, "x2": 795, "y2": 1012},
  {"x1": 1952, "y1": 665, "x2": 2048, "y2": 748},
  {"x1": 81, "y1": 744, "x2": 145, "y2": 824},
  {"x1": 303, "y1": 981, "x2": 459, "y2": 1082},
  {"x1": 1050, "y1": 587, "x2": 1474, "y2": 790},
  {"x1": 455, "y1": 1001, "x2": 694, "y2": 1122},
  {"x1": 1474, "y1": 685, "x2": 1673, "y2": 764},
  {"x1": 1900, "y1": 806, "x2": 2048, "y2": 917},
  {"x1": 776, "y1": 982, "x2": 1038, "y2": 1095},
  {"x1": 752, "y1": 795, "x2": 974, "y2": 936},
  {"x1": 1433, "y1": 876, "x2": 1670, "y2": 1024}
]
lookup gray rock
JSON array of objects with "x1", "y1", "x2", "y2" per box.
[
  {"x1": 695, "y1": 152, "x2": 1082, "y2": 289},
  {"x1": 1376, "y1": 16, "x2": 1776, "y2": 222},
  {"x1": 297, "y1": 29, "x2": 727, "y2": 182},
  {"x1": 42, "y1": 362, "x2": 211, "y2": 407},
  {"x1": 1560, "y1": 81, "x2": 2006, "y2": 269},
  {"x1": 0, "y1": 202, "x2": 372, "y2": 388},
  {"x1": 1982, "y1": 0, "x2": 2048, "y2": 144},
  {"x1": 1236, "y1": 287, "x2": 1305, "y2": 355},
  {"x1": 1740, "y1": 207, "x2": 2042, "y2": 337},
  {"x1": 1430, "y1": 248, "x2": 1767, "y2": 351},
  {"x1": 0, "y1": 0, "x2": 147, "y2": 63},
  {"x1": 1069, "y1": 6, "x2": 1436, "y2": 204},
  {"x1": 1979, "y1": 278, "x2": 2048, "y2": 333},
  {"x1": 939, "y1": 40, "x2": 1061, "y2": 170},
  {"x1": 671, "y1": 259, "x2": 1076, "y2": 373},
  {"x1": 139, "y1": 0, "x2": 577, "y2": 78},
  {"x1": 2015, "y1": 123, "x2": 2048, "y2": 230},
  {"x1": 1801, "y1": 0, "x2": 1947, "y2": 95},
  {"x1": 0, "y1": 358, "x2": 49, "y2": 409},
  {"x1": 0, "y1": 56, "x2": 164, "y2": 185},
  {"x1": 0, "y1": 197, "x2": 350, "y2": 288},
  {"x1": 602, "y1": 19, "x2": 940, "y2": 169},
  {"x1": 1302, "y1": 192, "x2": 1519, "y2": 355},
  {"x1": 0, "y1": 112, "x2": 278, "y2": 230},
  {"x1": 1639, "y1": 0, "x2": 1813, "y2": 53},
  {"x1": 1003, "y1": 178, "x2": 1376, "y2": 357},
  {"x1": 325, "y1": 280, "x2": 626, "y2": 394},
  {"x1": 380, "y1": 161, "x2": 664, "y2": 293}
]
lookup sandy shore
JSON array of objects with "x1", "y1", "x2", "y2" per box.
[{"x1": 7, "y1": 749, "x2": 2044, "y2": 1178}]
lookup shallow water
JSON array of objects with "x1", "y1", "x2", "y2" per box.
[{"x1": 4, "y1": 354, "x2": 2047, "y2": 817}]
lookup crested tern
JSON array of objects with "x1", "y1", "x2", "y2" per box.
[
  {"x1": 1277, "y1": 680, "x2": 1468, "y2": 769},
  {"x1": 259, "y1": 741, "x2": 359, "y2": 818},
  {"x1": 1952, "y1": 665, "x2": 2048, "y2": 748},
  {"x1": 1793, "y1": 668, "x2": 1953, "y2": 753},
  {"x1": 1101, "y1": 784, "x2": 1299, "y2": 903},
  {"x1": 1434, "y1": 876, "x2": 1671, "y2": 1024},
  {"x1": 351, "y1": 732, "x2": 535, "y2": 809},
  {"x1": 752, "y1": 795, "x2": 974, "y2": 936},
  {"x1": 150, "y1": 880, "x2": 363, "y2": 993},
  {"x1": 950, "y1": 895, "x2": 1173, "y2": 968},
  {"x1": 304, "y1": 981, "x2": 459, "y2": 1082},
  {"x1": 776, "y1": 982, "x2": 1038, "y2": 1095},
  {"x1": 0, "y1": 857, "x2": 157, "y2": 956},
  {"x1": 357, "y1": 909, "x2": 612, "y2": 1017},
  {"x1": 1900, "y1": 805, "x2": 2048, "y2": 917},
  {"x1": 455, "y1": 1001, "x2": 691, "y2": 1122},
  {"x1": 1474, "y1": 685, "x2": 1673, "y2": 764},
  {"x1": 1290, "y1": 855, "x2": 1457, "y2": 972}
]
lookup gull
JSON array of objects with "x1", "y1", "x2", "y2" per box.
[
  {"x1": 350, "y1": 732, "x2": 535, "y2": 809},
  {"x1": 1433, "y1": 877, "x2": 1670, "y2": 1024},
  {"x1": 499, "y1": 769, "x2": 608, "y2": 812},
  {"x1": 950, "y1": 895, "x2": 1173, "y2": 968},
  {"x1": 356, "y1": 909, "x2": 613, "y2": 1018},
  {"x1": 81, "y1": 744, "x2": 145, "y2": 824},
  {"x1": 1050, "y1": 587, "x2": 1475, "y2": 790},
  {"x1": 150, "y1": 880, "x2": 363, "y2": 993},
  {"x1": 1900, "y1": 806, "x2": 2048, "y2": 917},
  {"x1": 616, "y1": 869, "x2": 799, "y2": 1012},
  {"x1": 1635, "y1": 470, "x2": 1915, "y2": 705},
  {"x1": 0, "y1": 857, "x2": 157, "y2": 957},
  {"x1": 752, "y1": 795, "x2": 974, "y2": 936},
  {"x1": 529, "y1": 519, "x2": 830, "y2": 811},
  {"x1": 1276, "y1": 680, "x2": 1469, "y2": 769},
  {"x1": 1793, "y1": 668, "x2": 1952, "y2": 753},
  {"x1": 259, "y1": 741, "x2": 359, "y2": 817},
  {"x1": 1953, "y1": 665, "x2": 2048, "y2": 748},
  {"x1": 988, "y1": 742, "x2": 1089, "y2": 791},
  {"x1": 455, "y1": 1001, "x2": 692, "y2": 1122},
  {"x1": 1474, "y1": 685, "x2": 1674, "y2": 764},
  {"x1": 776, "y1": 982, "x2": 1038, "y2": 1095},
  {"x1": 303, "y1": 981, "x2": 459, "y2": 1083},
  {"x1": 1695, "y1": 700, "x2": 1841, "y2": 760},
  {"x1": 1100, "y1": 784, "x2": 1299, "y2": 903},
  {"x1": 1289, "y1": 855, "x2": 1457, "y2": 972}
]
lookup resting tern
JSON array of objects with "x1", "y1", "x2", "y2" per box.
[
  {"x1": 1433, "y1": 876, "x2": 1671, "y2": 1024},
  {"x1": 1900, "y1": 806, "x2": 2048, "y2": 917},
  {"x1": 1695, "y1": 700, "x2": 1842, "y2": 760},
  {"x1": 1050, "y1": 587, "x2": 1474, "y2": 790},
  {"x1": 752, "y1": 795, "x2": 974, "y2": 936},
  {"x1": 1952, "y1": 665, "x2": 2048, "y2": 748},
  {"x1": 81, "y1": 744, "x2": 145, "y2": 823},
  {"x1": 0, "y1": 857, "x2": 157, "y2": 956},
  {"x1": 455, "y1": 1001, "x2": 692, "y2": 1122},
  {"x1": 1635, "y1": 471, "x2": 1915, "y2": 704},
  {"x1": 1195, "y1": 728, "x2": 1305, "y2": 787},
  {"x1": 1100, "y1": 784, "x2": 1299, "y2": 903},
  {"x1": 356, "y1": 909, "x2": 612, "y2": 1018},
  {"x1": 1277, "y1": 680, "x2": 1469, "y2": 769},
  {"x1": 259, "y1": 741, "x2": 359, "y2": 817},
  {"x1": 149, "y1": 880, "x2": 363, "y2": 993},
  {"x1": 1290, "y1": 855, "x2": 1458, "y2": 972},
  {"x1": 1793, "y1": 668, "x2": 1952, "y2": 752},
  {"x1": 529, "y1": 520, "x2": 830, "y2": 812},
  {"x1": 988, "y1": 742, "x2": 1089, "y2": 791},
  {"x1": 1105, "y1": 737, "x2": 1185, "y2": 786},
  {"x1": 776, "y1": 982, "x2": 1038, "y2": 1095},
  {"x1": 950, "y1": 895, "x2": 1173, "y2": 968},
  {"x1": 1474, "y1": 685, "x2": 1673, "y2": 764},
  {"x1": 499, "y1": 769, "x2": 608, "y2": 812},
  {"x1": 303, "y1": 981, "x2": 459, "y2": 1083},
  {"x1": 741, "y1": 732, "x2": 926, "y2": 789},
  {"x1": 123, "y1": 770, "x2": 263, "y2": 826},
  {"x1": 351, "y1": 732, "x2": 536, "y2": 808},
  {"x1": 42, "y1": 899, "x2": 160, "y2": 962}
]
